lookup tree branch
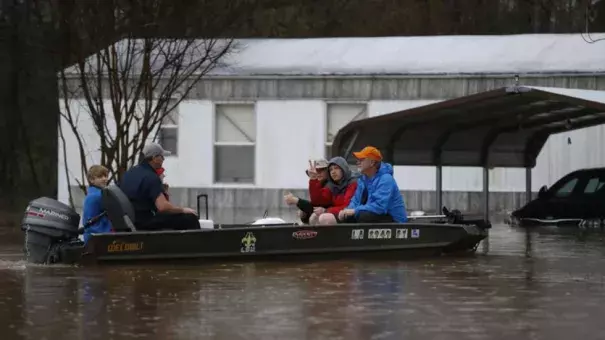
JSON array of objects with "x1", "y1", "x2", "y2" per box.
[
  {"x1": 581, "y1": 0, "x2": 605, "y2": 43},
  {"x1": 58, "y1": 0, "x2": 241, "y2": 187}
]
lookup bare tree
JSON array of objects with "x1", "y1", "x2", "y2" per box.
[
  {"x1": 58, "y1": 37, "x2": 236, "y2": 197},
  {"x1": 582, "y1": 0, "x2": 605, "y2": 43}
]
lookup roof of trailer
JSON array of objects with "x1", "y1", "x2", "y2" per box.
[{"x1": 62, "y1": 34, "x2": 605, "y2": 77}]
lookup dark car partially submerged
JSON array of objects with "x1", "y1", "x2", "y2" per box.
[
  {"x1": 21, "y1": 185, "x2": 490, "y2": 265},
  {"x1": 510, "y1": 167, "x2": 605, "y2": 228}
]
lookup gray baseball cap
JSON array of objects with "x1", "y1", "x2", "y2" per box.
[
  {"x1": 314, "y1": 159, "x2": 329, "y2": 169},
  {"x1": 142, "y1": 143, "x2": 171, "y2": 158},
  {"x1": 305, "y1": 158, "x2": 329, "y2": 177}
]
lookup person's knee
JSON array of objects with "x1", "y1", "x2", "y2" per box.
[
  {"x1": 309, "y1": 213, "x2": 320, "y2": 225},
  {"x1": 318, "y1": 213, "x2": 337, "y2": 225}
]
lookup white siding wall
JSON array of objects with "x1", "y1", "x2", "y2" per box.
[
  {"x1": 58, "y1": 100, "x2": 114, "y2": 204},
  {"x1": 58, "y1": 98, "x2": 605, "y2": 204},
  {"x1": 162, "y1": 101, "x2": 214, "y2": 187},
  {"x1": 256, "y1": 100, "x2": 326, "y2": 188}
]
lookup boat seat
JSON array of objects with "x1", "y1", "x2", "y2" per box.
[{"x1": 102, "y1": 184, "x2": 137, "y2": 232}]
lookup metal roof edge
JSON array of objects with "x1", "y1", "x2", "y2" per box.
[{"x1": 58, "y1": 71, "x2": 605, "y2": 80}]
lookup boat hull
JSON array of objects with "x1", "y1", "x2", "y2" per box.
[{"x1": 51, "y1": 222, "x2": 488, "y2": 265}]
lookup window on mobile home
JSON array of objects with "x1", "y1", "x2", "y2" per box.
[
  {"x1": 158, "y1": 99, "x2": 179, "y2": 156},
  {"x1": 214, "y1": 103, "x2": 256, "y2": 184}
]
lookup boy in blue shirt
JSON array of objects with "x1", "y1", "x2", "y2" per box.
[{"x1": 82, "y1": 165, "x2": 112, "y2": 244}]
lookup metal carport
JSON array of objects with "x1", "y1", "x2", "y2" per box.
[{"x1": 331, "y1": 85, "x2": 605, "y2": 220}]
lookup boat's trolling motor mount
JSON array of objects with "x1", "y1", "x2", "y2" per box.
[
  {"x1": 21, "y1": 197, "x2": 82, "y2": 264},
  {"x1": 442, "y1": 206, "x2": 492, "y2": 230},
  {"x1": 442, "y1": 207, "x2": 464, "y2": 224}
]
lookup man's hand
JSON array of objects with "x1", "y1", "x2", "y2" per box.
[
  {"x1": 338, "y1": 209, "x2": 355, "y2": 221},
  {"x1": 284, "y1": 192, "x2": 299, "y2": 205},
  {"x1": 306, "y1": 160, "x2": 318, "y2": 179},
  {"x1": 182, "y1": 207, "x2": 197, "y2": 215},
  {"x1": 313, "y1": 207, "x2": 326, "y2": 215}
]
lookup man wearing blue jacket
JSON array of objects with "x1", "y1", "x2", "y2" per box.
[{"x1": 338, "y1": 146, "x2": 408, "y2": 223}]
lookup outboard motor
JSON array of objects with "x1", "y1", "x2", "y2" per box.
[{"x1": 21, "y1": 197, "x2": 81, "y2": 264}]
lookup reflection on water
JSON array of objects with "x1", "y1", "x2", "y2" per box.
[{"x1": 1, "y1": 209, "x2": 605, "y2": 339}]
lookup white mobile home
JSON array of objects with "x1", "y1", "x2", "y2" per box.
[{"x1": 58, "y1": 34, "x2": 605, "y2": 213}]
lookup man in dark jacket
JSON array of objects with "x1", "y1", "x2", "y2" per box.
[{"x1": 119, "y1": 143, "x2": 199, "y2": 230}]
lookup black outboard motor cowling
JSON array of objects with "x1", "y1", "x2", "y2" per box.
[{"x1": 21, "y1": 197, "x2": 81, "y2": 264}]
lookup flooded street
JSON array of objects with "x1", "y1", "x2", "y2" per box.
[{"x1": 2, "y1": 210, "x2": 605, "y2": 339}]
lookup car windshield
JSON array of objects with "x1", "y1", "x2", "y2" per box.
[{"x1": 552, "y1": 176, "x2": 579, "y2": 198}]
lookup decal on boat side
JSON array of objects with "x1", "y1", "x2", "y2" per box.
[
  {"x1": 292, "y1": 230, "x2": 318, "y2": 240},
  {"x1": 351, "y1": 229, "x2": 364, "y2": 240},
  {"x1": 368, "y1": 229, "x2": 392, "y2": 239},
  {"x1": 241, "y1": 232, "x2": 257, "y2": 253},
  {"x1": 107, "y1": 240, "x2": 144, "y2": 253},
  {"x1": 395, "y1": 228, "x2": 408, "y2": 239},
  {"x1": 411, "y1": 229, "x2": 420, "y2": 238}
]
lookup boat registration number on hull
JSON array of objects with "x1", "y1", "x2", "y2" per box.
[
  {"x1": 351, "y1": 228, "x2": 421, "y2": 240},
  {"x1": 369, "y1": 229, "x2": 392, "y2": 239},
  {"x1": 351, "y1": 228, "x2": 393, "y2": 240}
]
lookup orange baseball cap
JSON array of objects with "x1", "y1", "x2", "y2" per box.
[{"x1": 353, "y1": 146, "x2": 383, "y2": 161}]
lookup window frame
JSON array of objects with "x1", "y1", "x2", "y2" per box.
[
  {"x1": 212, "y1": 102, "x2": 257, "y2": 185},
  {"x1": 157, "y1": 99, "x2": 180, "y2": 157}
]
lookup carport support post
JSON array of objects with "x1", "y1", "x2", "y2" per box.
[
  {"x1": 482, "y1": 166, "x2": 490, "y2": 253},
  {"x1": 524, "y1": 166, "x2": 533, "y2": 258},
  {"x1": 482, "y1": 167, "x2": 489, "y2": 221},
  {"x1": 435, "y1": 165, "x2": 442, "y2": 214},
  {"x1": 525, "y1": 167, "x2": 532, "y2": 203}
]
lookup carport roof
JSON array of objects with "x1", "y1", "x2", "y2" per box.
[{"x1": 331, "y1": 85, "x2": 605, "y2": 168}]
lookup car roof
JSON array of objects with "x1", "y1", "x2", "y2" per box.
[{"x1": 568, "y1": 167, "x2": 605, "y2": 176}]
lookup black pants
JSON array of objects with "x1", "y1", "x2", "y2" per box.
[
  {"x1": 137, "y1": 212, "x2": 200, "y2": 231},
  {"x1": 296, "y1": 198, "x2": 313, "y2": 224},
  {"x1": 296, "y1": 198, "x2": 329, "y2": 224},
  {"x1": 341, "y1": 211, "x2": 394, "y2": 224}
]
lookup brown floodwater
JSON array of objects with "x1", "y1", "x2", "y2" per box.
[{"x1": 2, "y1": 209, "x2": 605, "y2": 340}]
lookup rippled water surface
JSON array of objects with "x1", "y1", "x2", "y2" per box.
[{"x1": 2, "y1": 209, "x2": 605, "y2": 340}]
